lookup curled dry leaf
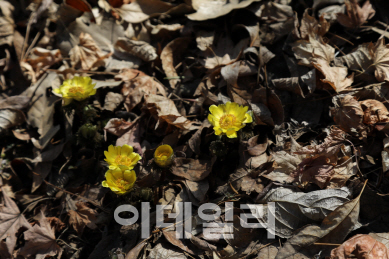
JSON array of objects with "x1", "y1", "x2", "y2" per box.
[
  {"x1": 360, "y1": 99, "x2": 389, "y2": 125},
  {"x1": 337, "y1": 0, "x2": 375, "y2": 29},
  {"x1": 373, "y1": 39, "x2": 389, "y2": 82},
  {"x1": 329, "y1": 234, "x2": 389, "y2": 259},
  {"x1": 19, "y1": 211, "x2": 63, "y2": 259},
  {"x1": 70, "y1": 32, "x2": 112, "y2": 71},
  {"x1": 68, "y1": 202, "x2": 98, "y2": 235},
  {"x1": 21, "y1": 48, "x2": 62, "y2": 83},
  {"x1": 187, "y1": 0, "x2": 261, "y2": 21},
  {"x1": 104, "y1": 118, "x2": 133, "y2": 137},
  {"x1": 259, "y1": 187, "x2": 351, "y2": 238},
  {"x1": 115, "y1": 37, "x2": 157, "y2": 62},
  {"x1": 116, "y1": 68, "x2": 167, "y2": 111},
  {"x1": 0, "y1": 1, "x2": 14, "y2": 46},
  {"x1": 113, "y1": 0, "x2": 175, "y2": 23},
  {"x1": 331, "y1": 95, "x2": 366, "y2": 138},
  {"x1": 161, "y1": 37, "x2": 191, "y2": 89},
  {"x1": 275, "y1": 185, "x2": 364, "y2": 259},
  {"x1": 144, "y1": 94, "x2": 200, "y2": 131}
]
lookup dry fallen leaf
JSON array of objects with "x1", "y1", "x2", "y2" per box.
[
  {"x1": 331, "y1": 95, "x2": 366, "y2": 138},
  {"x1": 144, "y1": 94, "x2": 200, "y2": 131},
  {"x1": 115, "y1": 37, "x2": 157, "y2": 62},
  {"x1": 19, "y1": 211, "x2": 63, "y2": 259},
  {"x1": 297, "y1": 9, "x2": 330, "y2": 40},
  {"x1": 21, "y1": 48, "x2": 62, "y2": 83},
  {"x1": 70, "y1": 32, "x2": 112, "y2": 71},
  {"x1": 313, "y1": 57, "x2": 354, "y2": 93},
  {"x1": 0, "y1": 191, "x2": 31, "y2": 256},
  {"x1": 171, "y1": 157, "x2": 216, "y2": 181},
  {"x1": 337, "y1": 0, "x2": 375, "y2": 29},
  {"x1": 360, "y1": 99, "x2": 389, "y2": 125},
  {"x1": 372, "y1": 38, "x2": 389, "y2": 82},
  {"x1": 290, "y1": 35, "x2": 334, "y2": 66},
  {"x1": 187, "y1": 0, "x2": 261, "y2": 21},
  {"x1": 68, "y1": 202, "x2": 98, "y2": 235},
  {"x1": 117, "y1": 68, "x2": 167, "y2": 111},
  {"x1": 329, "y1": 234, "x2": 389, "y2": 259}
]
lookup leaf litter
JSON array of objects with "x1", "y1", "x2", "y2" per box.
[{"x1": 2, "y1": 0, "x2": 389, "y2": 258}]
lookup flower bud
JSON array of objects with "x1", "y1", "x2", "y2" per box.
[{"x1": 154, "y1": 144, "x2": 174, "y2": 168}]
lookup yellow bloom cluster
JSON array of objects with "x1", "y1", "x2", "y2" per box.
[
  {"x1": 208, "y1": 102, "x2": 253, "y2": 138},
  {"x1": 102, "y1": 145, "x2": 141, "y2": 195},
  {"x1": 54, "y1": 76, "x2": 96, "y2": 106},
  {"x1": 154, "y1": 144, "x2": 174, "y2": 168}
]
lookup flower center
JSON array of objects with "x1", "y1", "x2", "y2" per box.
[
  {"x1": 156, "y1": 151, "x2": 170, "y2": 159},
  {"x1": 115, "y1": 177, "x2": 129, "y2": 189},
  {"x1": 68, "y1": 86, "x2": 85, "y2": 94},
  {"x1": 114, "y1": 155, "x2": 135, "y2": 167},
  {"x1": 219, "y1": 114, "x2": 237, "y2": 129}
]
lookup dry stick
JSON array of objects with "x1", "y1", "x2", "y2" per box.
[
  {"x1": 46, "y1": 69, "x2": 119, "y2": 76},
  {"x1": 24, "y1": 31, "x2": 41, "y2": 59},
  {"x1": 327, "y1": 32, "x2": 354, "y2": 46}
]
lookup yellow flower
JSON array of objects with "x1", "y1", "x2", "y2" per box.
[
  {"x1": 102, "y1": 166, "x2": 136, "y2": 195},
  {"x1": 104, "y1": 144, "x2": 141, "y2": 170},
  {"x1": 154, "y1": 144, "x2": 174, "y2": 168},
  {"x1": 53, "y1": 76, "x2": 96, "y2": 106},
  {"x1": 208, "y1": 102, "x2": 253, "y2": 138}
]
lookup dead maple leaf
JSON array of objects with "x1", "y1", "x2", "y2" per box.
[
  {"x1": 68, "y1": 202, "x2": 98, "y2": 235},
  {"x1": 116, "y1": 68, "x2": 167, "y2": 111},
  {"x1": 313, "y1": 57, "x2": 354, "y2": 93},
  {"x1": 69, "y1": 32, "x2": 112, "y2": 71},
  {"x1": 290, "y1": 35, "x2": 334, "y2": 66},
  {"x1": 171, "y1": 157, "x2": 216, "y2": 182},
  {"x1": 373, "y1": 38, "x2": 389, "y2": 82},
  {"x1": 331, "y1": 95, "x2": 367, "y2": 138},
  {"x1": 0, "y1": 191, "x2": 31, "y2": 256},
  {"x1": 337, "y1": 0, "x2": 375, "y2": 29},
  {"x1": 329, "y1": 234, "x2": 389, "y2": 259},
  {"x1": 360, "y1": 99, "x2": 389, "y2": 125},
  {"x1": 144, "y1": 94, "x2": 200, "y2": 131},
  {"x1": 296, "y1": 9, "x2": 330, "y2": 40},
  {"x1": 19, "y1": 211, "x2": 63, "y2": 259},
  {"x1": 21, "y1": 48, "x2": 62, "y2": 83}
]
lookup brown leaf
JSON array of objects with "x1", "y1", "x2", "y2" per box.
[
  {"x1": 187, "y1": 0, "x2": 261, "y2": 21},
  {"x1": 144, "y1": 94, "x2": 200, "y2": 131},
  {"x1": 360, "y1": 99, "x2": 389, "y2": 125},
  {"x1": 68, "y1": 202, "x2": 98, "y2": 235},
  {"x1": 272, "y1": 77, "x2": 304, "y2": 97},
  {"x1": 275, "y1": 185, "x2": 363, "y2": 258},
  {"x1": 298, "y1": 9, "x2": 330, "y2": 39},
  {"x1": 115, "y1": 37, "x2": 157, "y2": 62},
  {"x1": 117, "y1": 68, "x2": 167, "y2": 111},
  {"x1": 114, "y1": 0, "x2": 175, "y2": 23},
  {"x1": 331, "y1": 95, "x2": 366, "y2": 137},
  {"x1": 116, "y1": 117, "x2": 143, "y2": 155},
  {"x1": 292, "y1": 156, "x2": 335, "y2": 189},
  {"x1": 329, "y1": 234, "x2": 389, "y2": 259},
  {"x1": 19, "y1": 211, "x2": 63, "y2": 259},
  {"x1": 294, "y1": 127, "x2": 345, "y2": 158},
  {"x1": 247, "y1": 135, "x2": 268, "y2": 156},
  {"x1": 21, "y1": 48, "x2": 62, "y2": 83},
  {"x1": 103, "y1": 92, "x2": 124, "y2": 112},
  {"x1": 125, "y1": 241, "x2": 147, "y2": 259},
  {"x1": 290, "y1": 35, "x2": 334, "y2": 66},
  {"x1": 161, "y1": 37, "x2": 191, "y2": 89},
  {"x1": 0, "y1": 109, "x2": 25, "y2": 134},
  {"x1": 69, "y1": 32, "x2": 112, "y2": 71},
  {"x1": 313, "y1": 57, "x2": 354, "y2": 92},
  {"x1": 0, "y1": 191, "x2": 31, "y2": 256},
  {"x1": 104, "y1": 118, "x2": 133, "y2": 137},
  {"x1": 373, "y1": 39, "x2": 389, "y2": 82},
  {"x1": 337, "y1": 0, "x2": 375, "y2": 29},
  {"x1": 240, "y1": 175, "x2": 264, "y2": 194},
  {"x1": 171, "y1": 157, "x2": 216, "y2": 181},
  {"x1": 163, "y1": 230, "x2": 197, "y2": 255}
]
